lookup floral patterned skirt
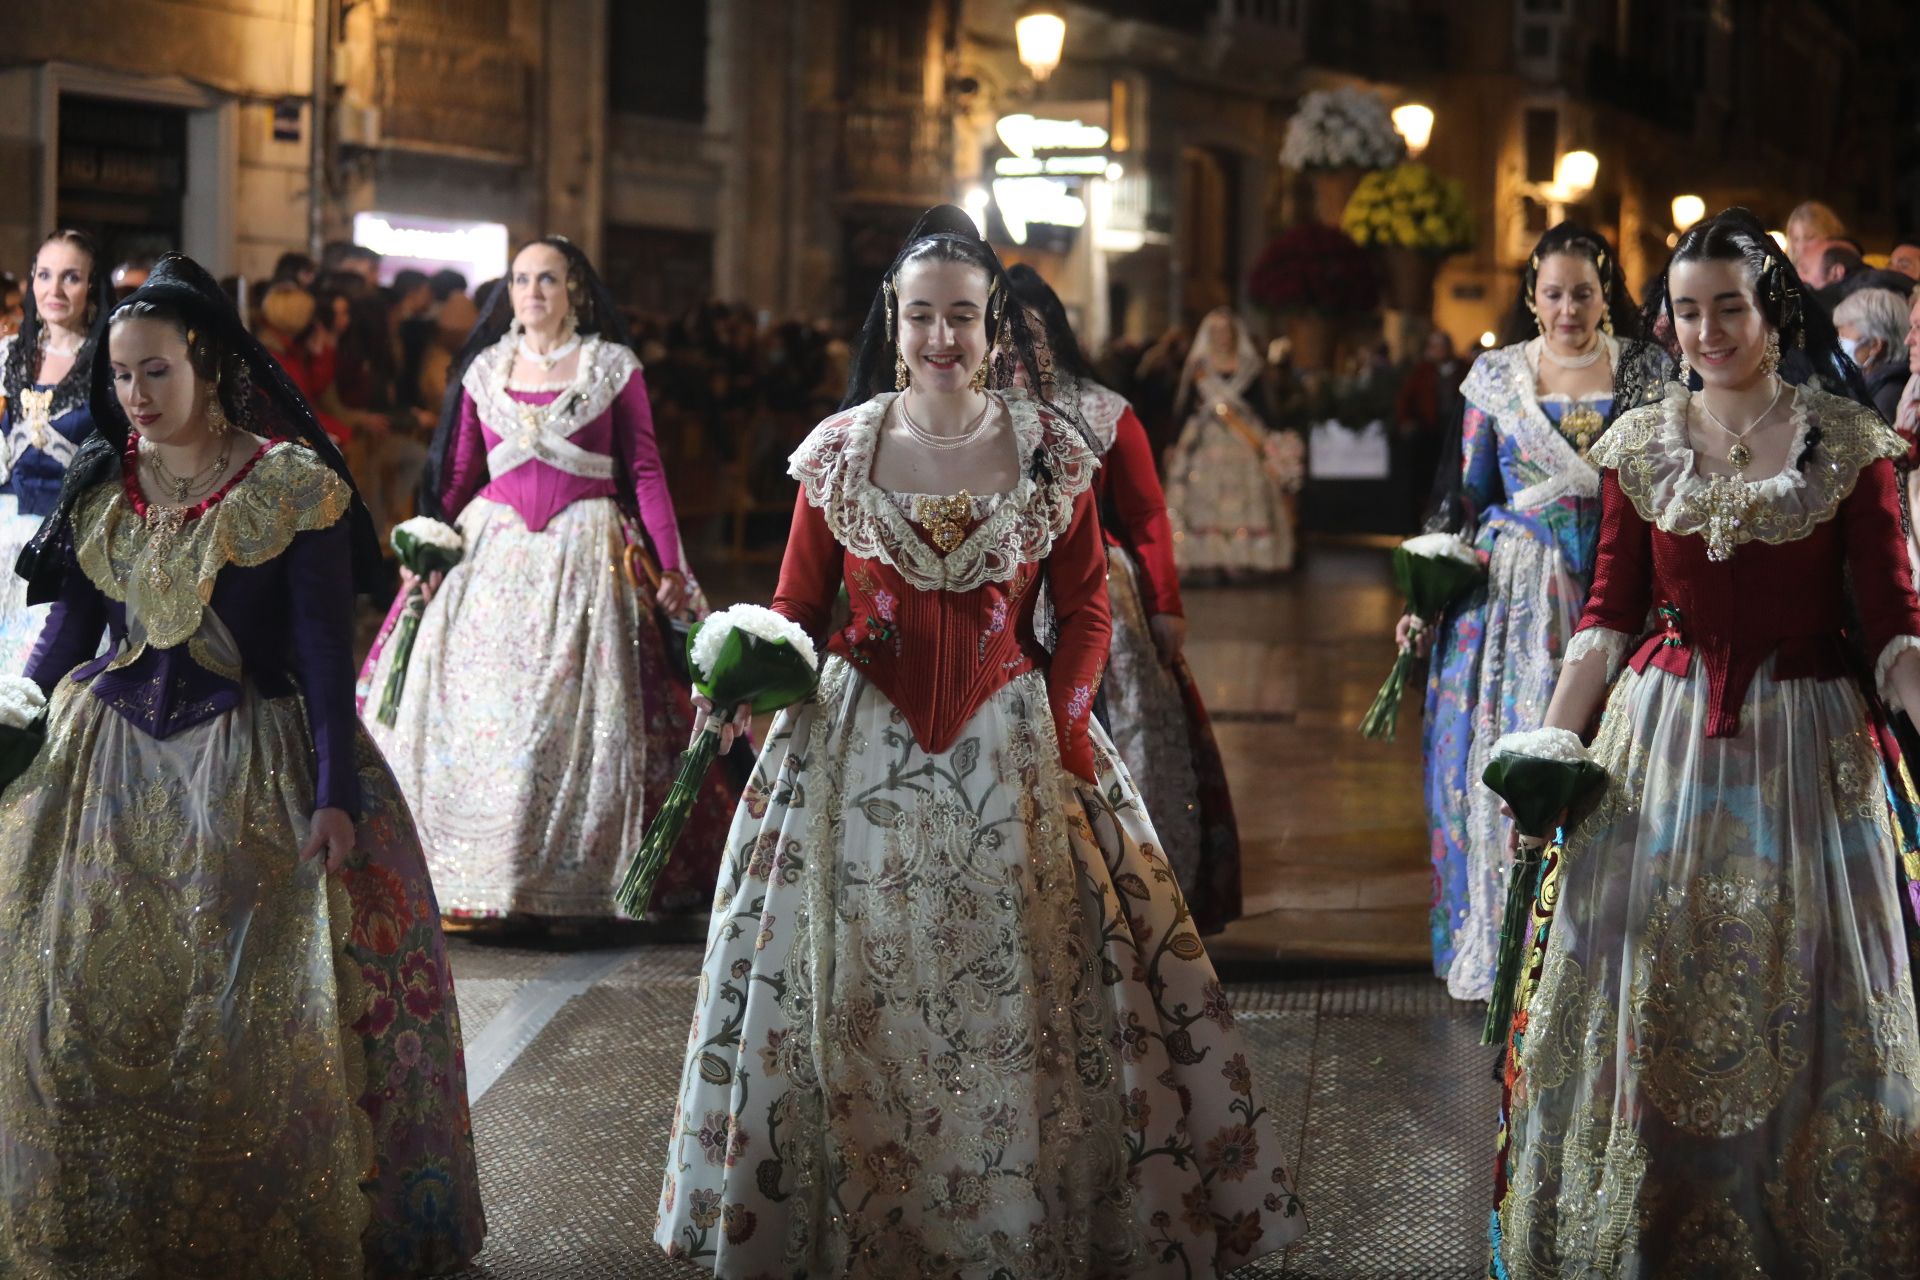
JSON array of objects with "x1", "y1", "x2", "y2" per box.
[
  {"x1": 1428, "y1": 520, "x2": 1584, "y2": 1000},
  {"x1": 0, "y1": 679, "x2": 485, "y2": 1277},
  {"x1": 1102, "y1": 546, "x2": 1242, "y2": 934},
  {"x1": 1497, "y1": 660, "x2": 1920, "y2": 1278},
  {"x1": 0, "y1": 495, "x2": 50, "y2": 673},
  {"x1": 1165, "y1": 413, "x2": 1295, "y2": 575},
  {"x1": 654, "y1": 660, "x2": 1303, "y2": 1278},
  {"x1": 361, "y1": 494, "x2": 734, "y2": 919}
]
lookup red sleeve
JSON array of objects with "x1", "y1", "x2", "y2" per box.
[
  {"x1": 770, "y1": 490, "x2": 844, "y2": 645},
  {"x1": 1046, "y1": 486, "x2": 1114, "y2": 782},
  {"x1": 1102, "y1": 407, "x2": 1183, "y2": 618},
  {"x1": 438, "y1": 390, "x2": 489, "y2": 520},
  {"x1": 613, "y1": 368, "x2": 684, "y2": 572},
  {"x1": 1841, "y1": 456, "x2": 1920, "y2": 656},
  {"x1": 1576, "y1": 469, "x2": 1655, "y2": 636}
]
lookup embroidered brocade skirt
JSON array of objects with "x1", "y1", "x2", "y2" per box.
[
  {"x1": 654, "y1": 660, "x2": 1304, "y2": 1278},
  {"x1": 0, "y1": 494, "x2": 50, "y2": 673},
  {"x1": 1164, "y1": 413, "x2": 1295, "y2": 575},
  {"x1": 361, "y1": 495, "x2": 735, "y2": 919},
  {"x1": 0, "y1": 679, "x2": 485, "y2": 1277},
  {"x1": 1101, "y1": 545, "x2": 1242, "y2": 934},
  {"x1": 1497, "y1": 659, "x2": 1920, "y2": 1278},
  {"x1": 1429, "y1": 517, "x2": 1585, "y2": 1001}
]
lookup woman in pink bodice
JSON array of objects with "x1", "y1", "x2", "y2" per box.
[{"x1": 360, "y1": 237, "x2": 735, "y2": 922}]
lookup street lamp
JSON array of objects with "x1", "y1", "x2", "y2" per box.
[
  {"x1": 1552, "y1": 150, "x2": 1599, "y2": 199},
  {"x1": 1671, "y1": 194, "x2": 1705, "y2": 232},
  {"x1": 1392, "y1": 103, "x2": 1434, "y2": 158},
  {"x1": 1015, "y1": 6, "x2": 1066, "y2": 82}
]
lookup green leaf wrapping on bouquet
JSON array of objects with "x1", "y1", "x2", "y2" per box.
[
  {"x1": 0, "y1": 718, "x2": 46, "y2": 793},
  {"x1": 1358, "y1": 544, "x2": 1486, "y2": 742},
  {"x1": 1478, "y1": 750, "x2": 1607, "y2": 1044},
  {"x1": 377, "y1": 523, "x2": 466, "y2": 728},
  {"x1": 1480, "y1": 754, "x2": 1608, "y2": 839},
  {"x1": 614, "y1": 612, "x2": 821, "y2": 917}
]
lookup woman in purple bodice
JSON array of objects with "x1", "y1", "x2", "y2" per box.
[
  {"x1": 361, "y1": 237, "x2": 734, "y2": 922},
  {"x1": 0, "y1": 255, "x2": 484, "y2": 1274}
]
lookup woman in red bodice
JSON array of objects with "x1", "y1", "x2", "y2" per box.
[
  {"x1": 1494, "y1": 209, "x2": 1920, "y2": 1276},
  {"x1": 653, "y1": 208, "x2": 1303, "y2": 1277}
]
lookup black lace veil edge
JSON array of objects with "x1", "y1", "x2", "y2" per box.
[
  {"x1": 19, "y1": 252, "x2": 383, "y2": 603},
  {"x1": 418, "y1": 236, "x2": 640, "y2": 525}
]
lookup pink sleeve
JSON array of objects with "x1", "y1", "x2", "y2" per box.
[
  {"x1": 615, "y1": 370, "x2": 683, "y2": 573},
  {"x1": 439, "y1": 390, "x2": 489, "y2": 520}
]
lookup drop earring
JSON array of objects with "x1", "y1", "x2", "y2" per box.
[
  {"x1": 1761, "y1": 331, "x2": 1782, "y2": 377},
  {"x1": 895, "y1": 349, "x2": 910, "y2": 391},
  {"x1": 1678, "y1": 357, "x2": 1693, "y2": 388}
]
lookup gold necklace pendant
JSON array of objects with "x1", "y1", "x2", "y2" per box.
[
  {"x1": 17, "y1": 388, "x2": 53, "y2": 450},
  {"x1": 144, "y1": 504, "x2": 187, "y2": 593},
  {"x1": 917, "y1": 490, "x2": 974, "y2": 554},
  {"x1": 1560, "y1": 402, "x2": 1604, "y2": 457},
  {"x1": 1727, "y1": 442, "x2": 1753, "y2": 472}
]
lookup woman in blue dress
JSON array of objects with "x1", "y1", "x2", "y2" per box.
[
  {"x1": 0, "y1": 229, "x2": 109, "y2": 669},
  {"x1": 1399, "y1": 224, "x2": 1667, "y2": 1000}
]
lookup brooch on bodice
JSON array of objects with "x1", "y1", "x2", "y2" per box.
[
  {"x1": 1560, "y1": 402, "x2": 1604, "y2": 458},
  {"x1": 1686, "y1": 474, "x2": 1757, "y2": 562},
  {"x1": 916, "y1": 490, "x2": 974, "y2": 554},
  {"x1": 16, "y1": 388, "x2": 53, "y2": 451}
]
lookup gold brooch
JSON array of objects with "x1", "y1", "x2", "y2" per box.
[
  {"x1": 18, "y1": 388, "x2": 53, "y2": 450},
  {"x1": 917, "y1": 490, "x2": 974, "y2": 554},
  {"x1": 1560, "y1": 402, "x2": 1604, "y2": 458}
]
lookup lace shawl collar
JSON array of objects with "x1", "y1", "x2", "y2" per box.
[
  {"x1": 788, "y1": 389, "x2": 1098, "y2": 593},
  {"x1": 1077, "y1": 383, "x2": 1128, "y2": 454},
  {"x1": 1588, "y1": 380, "x2": 1903, "y2": 558},
  {"x1": 463, "y1": 332, "x2": 639, "y2": 440},
  {"x1": 73, "y1": 442, "x2": 352, "y2": 653},
  {"x1": 1459, "y1": 340, "x2": 1602, "y2": 499}
]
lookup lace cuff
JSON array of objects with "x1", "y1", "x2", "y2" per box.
[
  {"x1": 1874, "y1": 634, "x2": 1920, "y2": 704},
  {"x1": 1563, "y1": 626, "x2": 1631, "y2": 681}
]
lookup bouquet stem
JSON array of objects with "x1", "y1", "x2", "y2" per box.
[
  {"x1": 374, "y1": 589, "x2": 427, "y2": 728},
  {"x1": 1483, "y1": 835, "x2": 1551, "y2": 1045},
  {"x1": 1358, "y1": 649, "x2": 1415, "y2": 741},
  {"x1": 616, "y1": 721, "x2": 723, "y2": 917}
]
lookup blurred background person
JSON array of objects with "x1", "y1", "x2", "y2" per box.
[{"x1": 1834, "y1": 285, "x2": 1913, "y2": 422}]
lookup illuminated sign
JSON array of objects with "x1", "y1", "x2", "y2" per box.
[
  {"x1": 352, "y1": 212, "x2": 510, "y2": 283},
  {"x1": 994, "y1": 113, "x2": 1110, "y2": 159},
  {"x1": 992, "y1": 177, "x2": 1087, "y2": 245}
]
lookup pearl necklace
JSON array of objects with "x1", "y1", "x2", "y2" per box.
[
  {"x1": 37, "y1": 328, "x2": 85, "y2": 359},
  {"x1": 1540, "y1": 335, "x2": 1606, "y2": 369},
  {"x1": 1697, "y1": 377, "x2": 1788, "y2": 475},
  {"x1": 517, "y1": 332, "x2": 581, "y2": 371},
  {"x1": 899, "y1": 392, "x2": 994, "y2": 450}
]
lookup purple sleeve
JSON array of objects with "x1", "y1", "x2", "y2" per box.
[
  {"x1": 615, "y1": 369, "x2": 683, "y2": 573},
  {"x1": 439, "y1": 389, "x2": 489, "y2": 520},
  {"x1": 284, "y1": 518, "x2": 364, "y2": 816},
  {"x1": 24, "y1": 532, "x2": 109, "y2": 692}
]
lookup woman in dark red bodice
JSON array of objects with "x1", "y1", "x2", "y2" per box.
[
  {"x1": 1494, "y1": 209, "x2": 1920, "y2": 1277},
  {"x1": 652, "y1": 208, "x2": 1304, "y2": 1277}
]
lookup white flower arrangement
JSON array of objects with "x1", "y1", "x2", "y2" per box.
[
  {"x1": 691, "y1": 603, "x2": 818, "y2": 676},
  {"x1": 390, "y1": 516, "x2": 463, "y2": 554},
  {"x1": 0, "y1": 676, "x2": 46, "y2": 731},
  {"x1": 1280, "y1": 88, "x2": 1408, "y2": 172},
  {"x1": 1490, "y1": 726, "x2": 1593, "y2": 765},
  {"x1": 1399, "y1": 531, "x2": 1481, "y2": 568}
]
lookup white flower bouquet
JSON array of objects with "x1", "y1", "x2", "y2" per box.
[
  {"x1": 375, "y1": 518, "x2": 465, "y2": 727},
  {"x1": 1357, "y1": 532, "x2": 1486, "y2": 740},
  {"x1": 1479, "y1": 728, "x2": 1608, "y2": 1043},
  {"x1": 615, "y1": 604, "x2": 820, "y2": 916},
  {"x1": 0, "y1": 675, "x2": 48, "y2": 792},
  {"x1": 1280, "y1": 88, "x2": 1407, "y2": 172}
]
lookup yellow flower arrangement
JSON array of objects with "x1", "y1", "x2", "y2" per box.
[{"x1": 1342, "y1": 163, "x2": 1474, "y2": 254}]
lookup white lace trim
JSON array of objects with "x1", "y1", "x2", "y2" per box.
[
  {"x1": 787, "y1": 389, "x2": 1098, "y2": 594},
  {"x1": 1588, "y1": 381, "x2": 1905, "y2": 552},
  {"x1": 1077, "y1": 383, "x2": 1127, "y2": 454},
  {"x1": 464, "y1": 333, "x2": 638, "y2": 480},
  {"x1": 1563, "y1": 626, "x2": 1632, "y2": 681},
  {"x1": 1875, "y1": 635, "x2": 1920, "y2": 705},
  {"x1": 1460, "y1": 342, "x2": 1601, "y2": 511}
]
